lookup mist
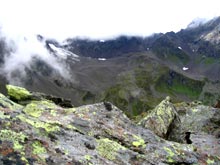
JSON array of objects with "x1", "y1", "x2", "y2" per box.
[
  {"x1": 187, "y1": 18, "x2": 210, "y2": 29},
  {"x1": 0, "y1": 31, "x2": 73, "y2": 86}
]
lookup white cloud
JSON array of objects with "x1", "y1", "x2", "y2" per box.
[
  {"x1": 1, "y1": 34, "x2": 72, "y2": 85},
  {"x1": 0, "y1": 0, "x2": 219, "y2": 40}
]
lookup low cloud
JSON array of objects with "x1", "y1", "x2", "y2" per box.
[{"x1": 0, "y1": 31, "x2": 72, "y2": 86}]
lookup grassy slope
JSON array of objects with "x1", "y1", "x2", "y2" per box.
[{"x1": 155, "y1": 71, "x2": 205, "y2": 100}]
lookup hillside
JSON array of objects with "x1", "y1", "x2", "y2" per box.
[{"x1": 0, "y1": 17, "x2": 220, "y2": 118}]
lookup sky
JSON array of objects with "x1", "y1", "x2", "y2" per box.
[{"x1": 0, "y1": 0, "x2": 220, "y2": 41}]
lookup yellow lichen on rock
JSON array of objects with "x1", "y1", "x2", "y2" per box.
[
  {"x1": 0, "y1": 93, "x2": 23, "y2": 110},
  {"x1": 0, "y1": 129, "x2": 27, "y2": 151},
  {"x1": 18, "y1": 114, "x2": 60, "y2": 133},
  {"x1": 6, "y1": 85, "x2": 31, "y2": 100},
  {"x1": 132, "y1": 135, "x2": 146, "y2": 148},
  {"x1": 97, "y1": 138, "x2": 125, "y2": 160},
  {"x1": 32, "y1": 141, "x2": 46, "y2": 155},
  {"x1": 139, "y1": 97, "x2": 177, "y2": 138}
]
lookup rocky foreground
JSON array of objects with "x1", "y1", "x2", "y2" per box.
[{"x1": 0, "y1": 85, "x2": 219, "y2": 165}]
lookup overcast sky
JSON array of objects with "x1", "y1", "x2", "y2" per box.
[{"x1": 0, "y1": 0, "x2": 220, "y2": 41}]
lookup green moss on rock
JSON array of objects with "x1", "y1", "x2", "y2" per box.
[{"x1": 6, "y1": 84, "x2": 31, "y2": 101}]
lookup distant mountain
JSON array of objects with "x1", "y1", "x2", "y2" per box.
[
  {"x1": 0, "y1": 17, "x2": 220, "y2": 118},
  {"x1": 62, "y1": 36, "x2": 148, "y2": 58}
]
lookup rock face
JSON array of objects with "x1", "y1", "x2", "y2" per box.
[
  {"x1": 171, "y1": 102, "x2": 220, "y2": 158},
  {"x1": 139, "y1": 96, "x2": 180, "y2": 139},
  {"x1": 0, "y1": 85, "x2": 219, "y2": 164}
]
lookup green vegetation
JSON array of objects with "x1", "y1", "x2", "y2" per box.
[
  {"x1": 202, "y1": 92, "x2": 216, "y2": 105},
  {"x1": 134, "y1": 69, "x2": 152, "y2": 91},
  {"x1": 103, "y1": 85, "x2": 128, "y2": 113},
  {"x1": 103, "y1": 84, "x2": 153, "y2": 118},
  {"x1": 155, "y1": 71, "x2": 204, "y2": 100},
  {"x1": 204, "y1": 57, "x2": 217, "y2": 65},
  {"x1": 195, "y1": 56, "x2": 220, "y2": 65},
  {"x1": 102, "y1": 67, "x2": 165, "y2": 118},
  {"x1": 152, "y1": 38, "x2": 190, "y2": 65}
]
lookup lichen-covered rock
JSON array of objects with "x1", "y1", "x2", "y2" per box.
[
  {"x1": 0, "y1": 85, "x2": 219, "y2": 164},
  {"x1": 6, "y1": 84, "x2": 73, "y2": 108},
  {"x1": 0, "y1": 93, "x2": 23, "y2": 110},
  {"x1": 139, "y1": 96, "x2": 179, "y2": 138},
  {"x1": 6, "y1": 84, "x2": 31, "y2": 101},
  {"x1": 171, "y1": 102, "x2": 220, "y2": 163}
]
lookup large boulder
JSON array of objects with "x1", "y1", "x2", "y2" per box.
[
  {"x1": 0, "y1": 85, "x2": 219, "y2": 164},
  {"x1": 6, "y1": 84, "x2": 31, "y2": 101},
  {"x1": 139, "y1": 96, "x2": 180, "y2": 139},
  {"x1": 171, "y1": 101, "x2": 220, "y2": 158},
  {"x1": 6, "y1": 84, "x2": 73, "y2": 107}
]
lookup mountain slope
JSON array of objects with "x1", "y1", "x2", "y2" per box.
[{"x1": 0, "y1": 17, "x2": 220, "y2": 118}]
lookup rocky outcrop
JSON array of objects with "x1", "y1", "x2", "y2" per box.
[
  {"x1": 6, "y1": 84, "x2": 73, "y2": 108},
  {"x1": 0, "y1": 85, "x2": 219, "y2": 164},
  {"x1": 139, "y1": 97, "x2": 220, "y2": 164},
  {"x1": 171, "y1": 102, "x2": 220, "y2": 158},
  {"x1": 139, "y1": 96, "x2": 180, "y2": 139}
]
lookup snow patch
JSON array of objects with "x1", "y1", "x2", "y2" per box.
[
  {"x1": 98, "y1": 58, "x2": 106, "y2": 61},
  {"x1": 182, "y1": 67, "x2": 189, "y2": 71},
  {"x1": 99, "y1": 40, "x2": 105, "y2": 43},
  {"x1": 48, "y1": 43, "x2": 79, "y2": 61},
  {"x1": 178, "y1": 46, "x2": 182, "y2": 50}
]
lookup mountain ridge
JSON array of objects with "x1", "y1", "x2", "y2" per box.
[{"x1": 0, "y1": 16, "x2": 220, "y2": 118}]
